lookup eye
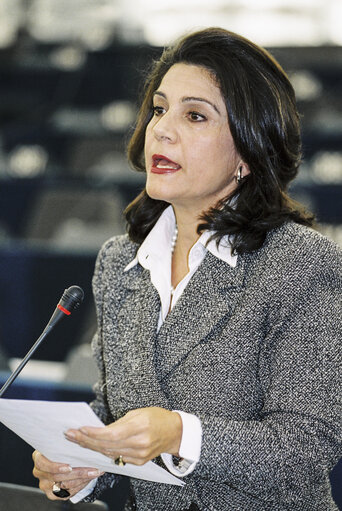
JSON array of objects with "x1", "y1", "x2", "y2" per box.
[
  {"x1": 152, "y1": 106, "x2": 165, "y2": 116},
  {"x1": 187, "y1": 111, "x2": 206, "y2": 122}
]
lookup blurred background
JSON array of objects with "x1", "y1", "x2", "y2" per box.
[{"x1": 0, "y1": 0, "x2": 341, "y2": 509}]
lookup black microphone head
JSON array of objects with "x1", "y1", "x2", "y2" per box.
[{"x1": 59, "y1": 285, "x2": 84, "y2": 313}]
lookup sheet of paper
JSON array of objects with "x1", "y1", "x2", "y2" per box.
[{"x1": 0, "y1": 398, "x2": 184, "y2": 486}]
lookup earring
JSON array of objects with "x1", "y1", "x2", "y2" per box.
[{"x1": 236, "y1": 167, "x2": 243, "y2": 184}]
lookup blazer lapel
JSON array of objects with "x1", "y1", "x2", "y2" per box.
[
  {"x1": 155, "y1": 252, "x2": 247, "y2": 381},
  {"x1": 114, "y1": 265, "x2": 170, "y2": 410}
]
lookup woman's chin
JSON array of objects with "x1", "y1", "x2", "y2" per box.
[{"x1": 146, "y1": 185, "x2": 174, "y2": 203}]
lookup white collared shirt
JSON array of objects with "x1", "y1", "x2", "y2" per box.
[{"x1": 125, "y1": 205, "x2": 237, "y2": 332}]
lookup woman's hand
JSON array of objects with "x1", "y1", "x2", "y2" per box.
[
  {"x1": 64, "y1": 407, "x2": 183, "y2": 466},
  {"x1": 32, "y1": 451, "x2": 104, "y2": 500}
]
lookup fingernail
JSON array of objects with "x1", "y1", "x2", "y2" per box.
[
  {"x1": 87, "y1": 470, "x2": 101, "y2": 477},
  {"x1": 59, "y1": 465, "x2": 72, "y2": 473},
  {"x1": 65, "y1": 431, "x2": 75, "y2": 439}
]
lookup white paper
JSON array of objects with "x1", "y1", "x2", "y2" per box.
[{"x1": 0, "y1": 398, "x2": 184, "y2": 486}]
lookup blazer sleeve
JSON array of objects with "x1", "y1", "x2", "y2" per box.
[
  {"x1": 193, "y1": 241, "x2": 342, "y2": 506},
  {"x1": 89, "y1": 239, "x2": 114, "y2": 425},
  {"x1": 84, "y1": 239, "x2": 123, "y2": 501}
]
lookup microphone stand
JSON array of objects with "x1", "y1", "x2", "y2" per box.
[{"x1": 0, "y1": 326, "x2": 53, "y2": 398}]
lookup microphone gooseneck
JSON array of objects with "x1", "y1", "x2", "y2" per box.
[{"x1": 0, "y1": 285, "x2": 84, "y2": 398}]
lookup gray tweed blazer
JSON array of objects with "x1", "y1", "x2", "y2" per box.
[{"x1": 84, "y1": 221, "x2": 342, "y2": 511}]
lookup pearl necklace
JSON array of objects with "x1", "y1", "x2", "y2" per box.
[
  {"x1": 170, "y1": 225, "x2": 178, "y2": 296},
  {"x1": 171, "y1": 225, "x2": 178, "y2": 254}
]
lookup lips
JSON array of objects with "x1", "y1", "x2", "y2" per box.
[{"x1": 151, "y1": 154, "x2": 182, "y2": 174}]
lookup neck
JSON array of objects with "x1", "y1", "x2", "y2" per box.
[
  {"x1": 170, "y1": 204, "x2": 207, "y2": 291},
  {"x1": 174, "y1": 221, "x2": 200, "y2": 255},
  {"x1": 170, "y1": 224, "x2": 197, "y2": 291},
  {"x1": 171, "y1": 207, "x2": 202, "y2": 268}
]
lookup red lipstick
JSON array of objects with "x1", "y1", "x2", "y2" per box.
[{"x1": 151, "y1": 154, "x2": 182, "y2": 174}]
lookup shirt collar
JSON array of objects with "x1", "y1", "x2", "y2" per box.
[
  {"x1": 198, "y1": 230, "x2": 237, "y2": 267},
  {"x1": 124, "y1": 205, "x2": 237, "y2": 272}
]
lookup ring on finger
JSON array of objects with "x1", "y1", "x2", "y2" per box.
[
  {"x1": 52, "y1": 482, "x2": 71, "y2": 499},
  {"x1": 114, "y1": 455, "x2": 126, "y2": 467}
]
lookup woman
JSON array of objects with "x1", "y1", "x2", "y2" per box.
[{"x1": 32, "y1": 28, "x2": 342, "y2": 510}]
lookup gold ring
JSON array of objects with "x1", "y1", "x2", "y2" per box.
[{"x1": 114, "y1": 455, "x2": 126, "y2": 467}]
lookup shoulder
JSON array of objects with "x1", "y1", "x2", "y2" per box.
[
  {"x1": 240, "y1": 223, "x2": 342, "y2": 329},
  {"x1": 93, "y1": 234, "x2": 139, "y2": 283},
  {"x1": 92, "y1": 234, "x2": 139, "y2": 305},
  {"x1": 96, "y1": 234, "x2": 138, "y2": 269},
  {"x1": 259, "y1": 221, "x2": 340, "y2": 263},
  {"x1": 246, "y1": 222, "x2": 341, "y2": 288},
  {"x1": 266, "y1": 221, "x2": 340, "y2": 258}
]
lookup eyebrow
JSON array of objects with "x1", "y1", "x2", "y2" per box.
[{"x1": 153, "y1": 91, "x2": 221, "y2": 115}]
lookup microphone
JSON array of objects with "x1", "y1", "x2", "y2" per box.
[
  {"x1": 47, "y1": 285, "x2": 84, "y2": 329},
  {"x1": 0, "y1": 285, "x2": 84, "y2": 398}
]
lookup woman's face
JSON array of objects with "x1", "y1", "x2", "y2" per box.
[{"x1": 144, "y1": 63, "x2": 242, "y2": 215}]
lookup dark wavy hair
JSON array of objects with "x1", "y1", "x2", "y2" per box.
[{"x1": 125, "y1": 27, "x2": 314, "y2": 254}]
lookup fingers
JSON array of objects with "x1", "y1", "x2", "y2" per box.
[
  {"x1": 65, "y1": 425, "x2": 125, "y2": 445},
  {"x1": 64, "y1": 411, "x2": 143, "y2": 449},
  {"x1": 65, "y1": 414, "x2": 138, "y2": 445},
  {"x1": 63, "y1": 407, "x2": 182, "y2": 467},
  {"x1": 33, "y1": 465, "x2": 103, "y2": 484},
  {"x1": 32, "y1": 451, "x2": 72, "y2": 475},
  {"x1": 64, "y1": 427, "x2": 146, "y2": 465},
  {"x1": 32, "y1": 450, "x2": 102, "y2": 480},
  {"x1": 64, "y1": 428, "x2": 124, "y2": 459},
  {"x1": 32, "y1": 450, "x2": 104, "y2": 501},
  {"x1": 38, "y1": 472, "x2": 102, "y2": 498}
]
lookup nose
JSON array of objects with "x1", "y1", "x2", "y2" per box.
[{"x1": 152, "y1": 111, "x2": 178, "y2": 143}]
